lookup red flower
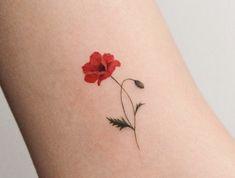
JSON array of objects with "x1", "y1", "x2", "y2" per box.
[{"x1": 82, "y1": 52, "x2": 121, "y2": 85}]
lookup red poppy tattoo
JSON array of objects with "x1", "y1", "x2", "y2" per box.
[{"x1": 82, "y1": 51, "x2": 145, "y2": 149}]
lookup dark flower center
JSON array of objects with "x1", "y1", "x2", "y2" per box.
[{"x1": 98, "y1": 64, "x2": 106, "y2": 72}]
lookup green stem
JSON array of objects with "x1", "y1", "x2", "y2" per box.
[
  {"x1": 111, "y1": 76, "x2": 140, "y2": 149},
  {"x1": 134, "y1": 126, "x2": 140, "y2": 149},
  {"x1": 121, "y1": 78, "x2": 136, "y2": 115},
  {"x1": 121, "y1": 78, "x2": 140, "y2": 150},
  {"x1": 111, "y1": 76, "x2": 133, "y2": 127}
]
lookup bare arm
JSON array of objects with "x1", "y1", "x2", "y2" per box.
[{"x1": 0, "y1": 0, "x2": 235, "y2": 177}]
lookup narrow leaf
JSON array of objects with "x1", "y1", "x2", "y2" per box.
[
  {"x1": 134, "y1": 103, "x2": 145, "y2": 115},
  {"x1": 107, "y1": 117, "x2": 133, "y2": 130}
]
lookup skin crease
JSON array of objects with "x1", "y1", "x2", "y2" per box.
[{"x1": 0, "y1": 0, "x2": 235, "y2": 177}]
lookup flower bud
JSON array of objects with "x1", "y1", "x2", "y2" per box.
[{"x1": 134, "y1": 80, "x2": 144, "y2": 89}]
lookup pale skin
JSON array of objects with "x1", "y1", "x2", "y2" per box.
[{"x1": 0, "y1": 0, "x2": 235, "y2": 177}]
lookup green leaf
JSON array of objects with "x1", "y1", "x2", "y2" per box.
[
  {"x1": 134, "y1": 103, "x2": 145, "y2": 115},
  {"x1": 107, "y1": 117, "x2": 133, "y2": 130}
]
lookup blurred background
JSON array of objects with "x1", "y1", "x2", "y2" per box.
[{"x1": 0, "y1": 0, "x2": 235, "y2": 177}]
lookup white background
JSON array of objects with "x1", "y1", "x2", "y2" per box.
[{"x1": 0, "y1": 0, "x2": 235, "y2": 177}]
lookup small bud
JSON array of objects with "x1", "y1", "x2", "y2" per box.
[{"x1": 134, "y1": 80, "x2": 144, "y2": 89}]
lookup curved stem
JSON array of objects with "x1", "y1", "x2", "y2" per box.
[
  {"x1": 121, "y1": 78, "x2": 136, "y2": 115},
  {"x1": 111, "y1": 76, "x2": 140, "y2": 149},
  {"x1": 111, "y1": 76, "x2": 133, "y2": 127},
  {"x1": 133, "y1": 112, "x2": 140, "y2": 149},
  {"x1": 121, "y1": 78, "x2": 140, "y2": 149},
  {"x1": 134, "y1": 127, "x2": 140, "y2": 149}
]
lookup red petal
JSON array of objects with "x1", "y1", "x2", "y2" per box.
[
  {"x1": 103, "y1": 53, "x2": 114, "y2": 63},
  {"x1": 97, "y1": 72, "x2": 111, "y2": 85},
  {"x1": 84, "y1": 74, "x2": 99, "y2": 83},
  {"x1": 107, "y1": 60, "x2": 121, "y2": 73},
  {"x1": 97, "y1": 79, "x2": 102, "y2": 86},
  {"x1": 82, "y1": 63, "x2": 92, "y2": 73},
  {"x1": 90, "y1": 52, "x2": 102, "y2": 65},
  {"x1": 82, "y1": 63, "x2": 98, "y2": 74}
]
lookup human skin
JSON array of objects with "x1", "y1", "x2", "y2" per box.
[{"x1": 0, "y1": 0, "x2": 235, "y2": 177}]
